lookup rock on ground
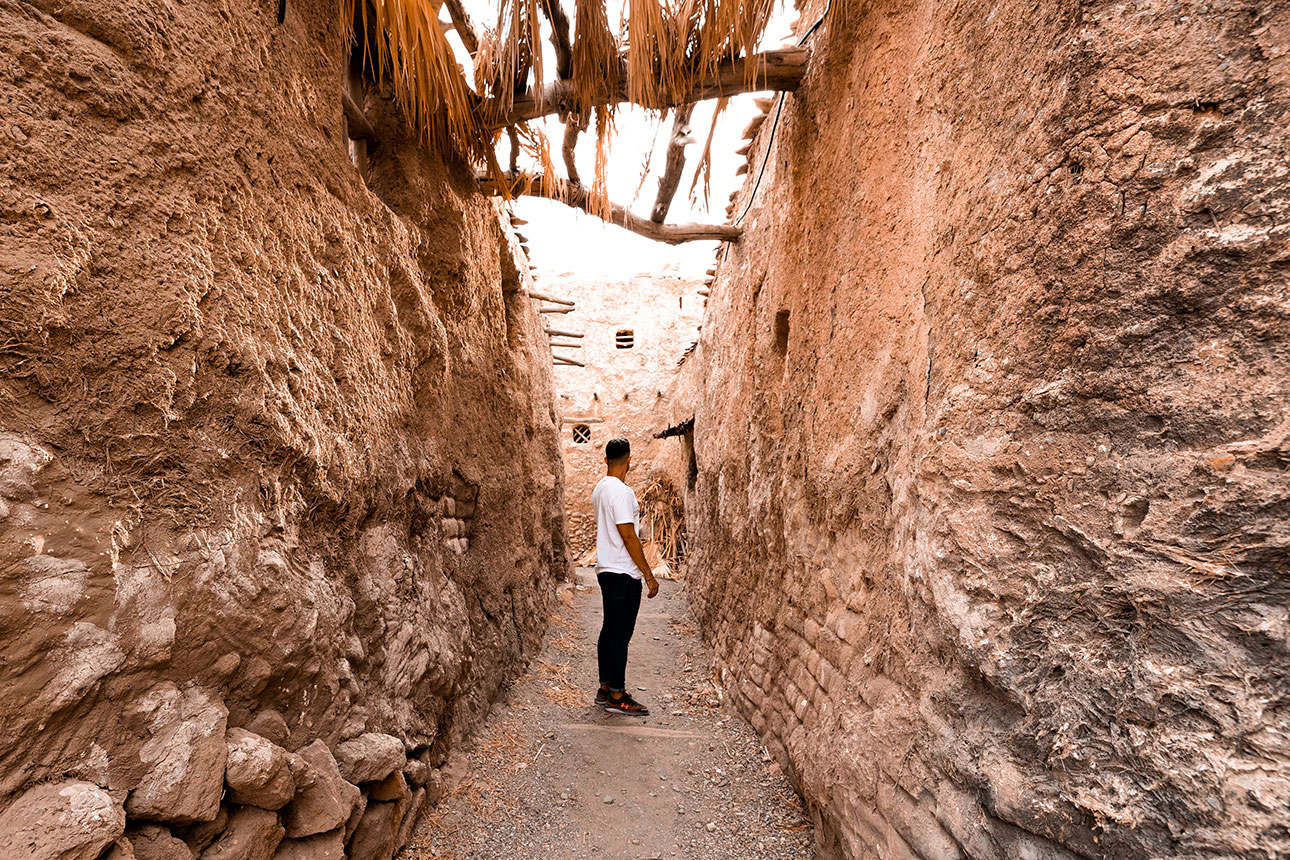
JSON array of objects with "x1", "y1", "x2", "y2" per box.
[
  {"x1": 346, "y1": 802, "x2": 400, "y2": 860},
  {"x1": 0, "y1": 781, "x2": 125, "y2": 860}
]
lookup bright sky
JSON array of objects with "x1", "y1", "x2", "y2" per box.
[{"x1": 447, "y1": 0, "x2": 797, "y2": 279}]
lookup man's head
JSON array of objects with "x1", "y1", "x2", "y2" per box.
[{"x1": 605, "y1": 437, "x2": 631, "y2": 473}]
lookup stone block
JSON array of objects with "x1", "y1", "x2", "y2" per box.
[
  {"x1": 284, "y1": 741, "x2": 361, "y2": 839},
  {"x1": 346, "y1": 801, "x2": 400, "y2": 860},
  {"x1": 200, "y1": 806, "x2": 284, "y2": 860},
  {"x1": 128, "y1": 825, "x2": 195, "y2": 860},
  {"x1": 401, "y1": 759, "x2": 428, "y2": 787},
  {"x1": 334, "y1": 733, "x2": 405, "y2": 785},
  {"x1": 126, "y1": 685, "x2": 229, "y2": 825},
  {"x1": 225, "y1": 729, "x2": 296, "y2": 810},
  {"x1": 0, "y1": 781, "x2": 125, "y2": 860},
  {"x1": 368, "y1": 771, "x2": 408, "y2": 803},
  {"x1": 271, "y1": 829, "x2": 345, "y2": 860}
]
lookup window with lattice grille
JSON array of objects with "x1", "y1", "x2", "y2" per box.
[
  {"x1": 615, "y1": 330, "x2": 634, "y2": 349},
  {"x1": 572, "y1": 424, "x2": 592, "y2": 444}
]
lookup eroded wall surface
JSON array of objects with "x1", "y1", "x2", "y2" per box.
[
  {"x1": 685, "y1": 1, "x2": 1289, "y2": 857},
  {"x1": 0, "y1": 0, "x2": 565, "y2": 856}
]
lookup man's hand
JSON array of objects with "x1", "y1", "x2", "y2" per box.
[{"x1": 617, "y1": 521, "x2": 659, "y2": 597}]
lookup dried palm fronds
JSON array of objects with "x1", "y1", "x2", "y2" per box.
[
  {"x1": 346, "y1": 0, "x2": 487, "y2": 158},
  {"x1": 571, "y1": 0, "x2": 620, "y2": 118},
  {"x1": 625, "y1": 0, "x2": 777, "y2": 109},
  {"x1": 476, "y1": 0, "x2": 547, "y2": 124},
  {"x1": 588, "y1": 106, "x2": 615, "y2": 219},
  {"x1": 687, "y1": 96, "x2": 728, "y2": 209}
]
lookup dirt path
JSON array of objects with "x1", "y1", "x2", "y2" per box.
[{"x1": 400, "y1": 568, "x2": 816, "y2": 860}]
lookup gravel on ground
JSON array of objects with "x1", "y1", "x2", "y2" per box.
[{"x1": 399, "y1": 567, "x2": 816, "y2": 860}]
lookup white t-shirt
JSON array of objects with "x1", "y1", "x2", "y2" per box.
[{"x1": 593, "y1": 476, "x2": 642, "y2": 578}]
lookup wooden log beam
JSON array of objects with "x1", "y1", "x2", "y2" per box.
[
  {"x1": 539, "y1": 306, "x2": 576, "y2": 314},
  {"x1": 541, "y1": 0, "x2": 573, "y2": 80},
  {"x1": 485, "y1": 47, "x2": 808, "y2": 129},
  {"x1": 651, "y1": 104, "x2": 695, "y2": 223},
  {"x1": 443, "y1": 0, "x2": 479, "y2": 55},
  {"x1": 544, "y1": 328, "x2": 584, "y2": 338},
  {"x1": 525, "y1": 291, "x2": 575, "y2": 306},
  {"x1": 551, "y1": 341, "x2": 583, "y2": 348},
  {"x1": 342, "y1": 90, "x2": 377, "y2": 142},
  {"x1": 562, "y1": 121, "x2": 583, "y2": 185},
  {"x1": 553, "y1": 355, "x2": 586, "y2": 367},
  {"x1": 478, "y1": 173, "x2": 741, "y2": 245}
]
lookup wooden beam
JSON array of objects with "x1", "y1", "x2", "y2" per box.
[
  {"x1": 561, "y1": 417, "x2": 604, "y2": 424},
  {"x1": 485, "y1": 47, "x2": 808, "y2": 129},
  {"x1": 651, "y1": 104, "x2": 695, "y2": 223},
  {"x1": 540, "y1": 306, "x2": 576, "y2": 314},
  {"x1": 342, "y1": 91, "x2": 377, "y2": 142},
  {"x1": 541, "y1": 0, "x2": 573, "y2": 80},
  {"x1": 525, "y1": 291, "x2": 575, "y2": 306},
  {"x1": 551, "y1": 341, "x2": 582, "y2": 348},
  {"x1": 443, "y1": 0, "x2": 480, "y2": 55},
  {"x1": 562, "y1": 121, "x2": 584, "y2": 185},
  {"x1": 553, "y1": 356, "x2": 586, "y2": 367},
  {"x1": 478, "y1": 173, "x2": 741, "y2": 245},
  {"x1": 544, "y1": 328, "x2": 584, "y2": 338}
]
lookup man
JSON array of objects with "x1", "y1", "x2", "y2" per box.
[{"x1": 592, "y1": 437, "x2": 659, "y2": 716}]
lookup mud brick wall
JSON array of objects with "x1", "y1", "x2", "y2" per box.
[
  {"x1": 0, "y1": 0, "x2": 566, "y2": 856},
  {"x1": 684, "y1": 1, "x2": 1289, "y2": 858}
]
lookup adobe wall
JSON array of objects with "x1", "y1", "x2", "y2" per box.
[
  {"x1": 0, "y1": 0, "x2": 565, "y2": 856},
  {"x1": 548, "y1": 266, "x2": 703, "y2": 554},
  {"x1": 684, "y1": 1, "x2": 1289, "y2": 857}
]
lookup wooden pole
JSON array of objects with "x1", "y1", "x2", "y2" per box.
[
  {"x1": 485, "y1": 48, "x2": 808, "y2": 129},
  {"x1": 525, "y1": 291, "x2": 574, "y2": 306},
  {"x1": 342, "y1": 91, "x2": 377, "y2": 142},
  {"x1": 651, "y1": 104, "x2": 695, "y2": 223},
  {"x1": 541, "y1": 0, "x2": 573, "y2": 80},
  {"x1": 544, "y1": 328, "x2": 585, "y2": 338},
  {"x1": 539, "y1": 306, "x2": 576, "y2": 314},
  {"x1": 478, "y1": 173, "x2": 741, "y2": 245},
  {"x1": 443, "y1": 0, "x2": 480, "y2": 54},
  {"x1": 553, "y1": 356, "x2": 586, "y2": 367}
]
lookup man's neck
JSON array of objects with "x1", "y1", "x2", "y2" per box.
[{"x1": 606, "y1": 466, "x2": 629, "y2": 482}]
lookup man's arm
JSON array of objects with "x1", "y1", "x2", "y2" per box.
[{"x1": 616, "y1": 522, "x2": 659, "y2": 598}]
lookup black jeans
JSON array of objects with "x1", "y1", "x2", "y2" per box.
[{"x1": 597, "y1": 571, "x2": 642, "y2": 692}]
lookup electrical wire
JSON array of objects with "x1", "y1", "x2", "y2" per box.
[{"x1": 732, "y1": 0, "x2": 833, "y2": 227}]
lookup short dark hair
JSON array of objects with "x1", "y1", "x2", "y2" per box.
[{"x1": 605, "y1": 437, "x2": 630, "y2": 461}]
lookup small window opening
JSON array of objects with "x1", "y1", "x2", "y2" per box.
[
  {"x1": 773, "y1": 310, "x2": 790, "y2": 355},
  {"x1": 572, "y1": 424, "x2": 592, "y2": 444},
  {"x1": 616, "y1": 329, "x2": 635, "y2": 349}
]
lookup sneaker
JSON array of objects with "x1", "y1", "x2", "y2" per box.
[
  {"x1": 594, "y1": 687, "x2": 611, "y2": 706},
  {"x1": 602, "y1": 692, "x2": 650, "y2": 717}
]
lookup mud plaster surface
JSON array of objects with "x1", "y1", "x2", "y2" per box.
[
  {"x1": 674, "y1": 0, "x2": 1290, "y2": 858},
  {"x1": 1, "y1": 0, "x2": 564, "y2": 836}
]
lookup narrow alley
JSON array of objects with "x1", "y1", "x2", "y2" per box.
[{"x1": 402, "y1": 570, "x2": 814, "y2": 860}]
